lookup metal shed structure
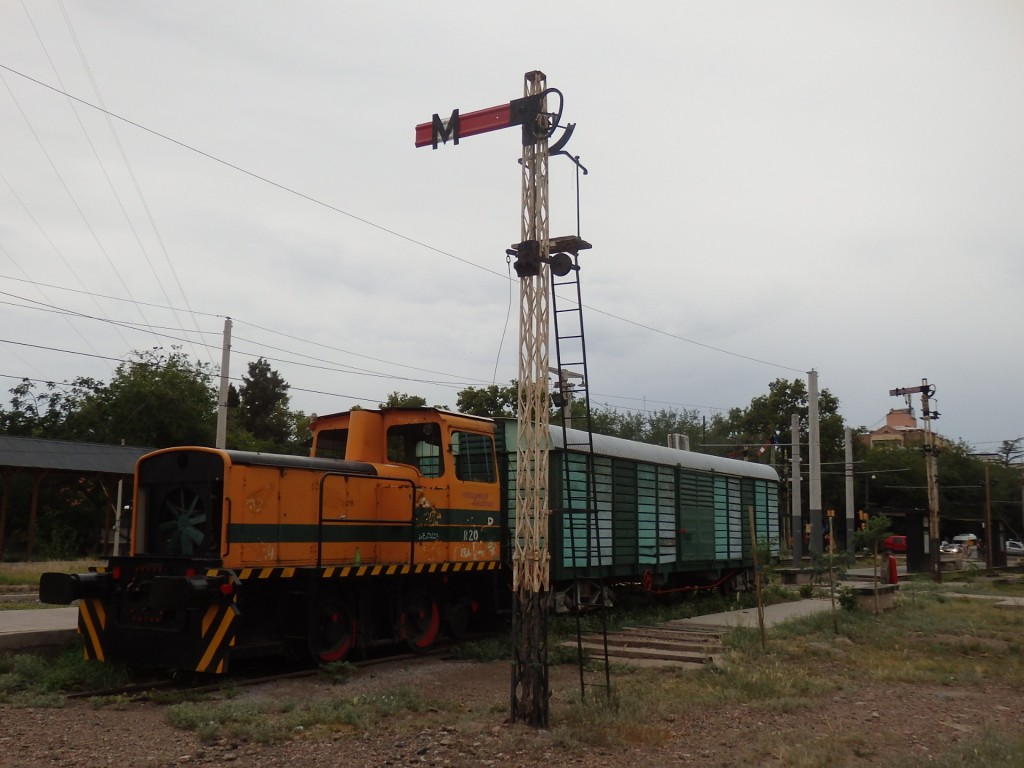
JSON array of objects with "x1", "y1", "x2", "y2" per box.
[{"x1": 0, "y1": 436, "x2": 150, "y2": 558}]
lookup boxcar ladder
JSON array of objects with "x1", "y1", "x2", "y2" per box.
[{"x1": 548, "y1": 235, "x2": 611, "y2": 702}]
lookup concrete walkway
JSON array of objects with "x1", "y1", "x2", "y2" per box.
[
  {"x1": 0, "y1": 606, "x2": 79, "y2": 651},
  {"x1": 675, "y1": 598, "x2": 834, "y2": 629}
]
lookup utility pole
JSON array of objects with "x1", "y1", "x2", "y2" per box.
[
  {"x1": 890, "y1": 379, "x2": 941, "y2": 581},
  {"x1": 790, "y1": 413, "x2": 802, "y2": 565},
  {"x1": 215, "y1": 317, "x2": 232, "y2": 450},
  {"x1": 808, "y1": 370, "x2": 823, "y2": 556},
  {"x1": 416, "y1": 71, "x2": 576, "y2": 727},
  {"x1": 844, "y1": 428, "x2": 855, "y2": 554}
]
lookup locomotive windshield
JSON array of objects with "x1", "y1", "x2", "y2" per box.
[{"x1": 136, "y1": 451, "x2": 224, "y2": 558}]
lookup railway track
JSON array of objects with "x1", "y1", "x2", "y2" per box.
[{"x1": 64, "y1": 645, "x2": 454, "y2": 701}]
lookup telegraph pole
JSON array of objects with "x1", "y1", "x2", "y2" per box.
[
  {"x1": 416, "y1": 71, "x2": 576, "y2": 727},
  {"x1": 890, "y1": 379, "x2": 941, "y2": 581},
  {"x1": 808, "y1": 370, "x2": 823, "y2": 556},
  {"x1": 215, "y1": 317, "x2": 232, "y2": 450}
]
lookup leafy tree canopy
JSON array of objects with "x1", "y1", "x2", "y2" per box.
[
  {"x1": 230, "y1": 357, "x2": 297, "y2": 450},
  {"x1": 1, "y1": 347, "x2": 217, "y2": 448},
  {"x1": 380, "y1": 391, "x2": 428, "y2": 408},
  {"x1": 456, "y1": 382, "x2": 518, "y2": 418}
]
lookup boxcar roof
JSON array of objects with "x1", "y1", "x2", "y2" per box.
[{"x1": 547, "y1": 424, "x2": 779, "y2": 482}]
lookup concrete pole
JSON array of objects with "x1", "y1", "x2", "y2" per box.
[
  {"x1": 215, "y1": 317, "x2": 232, "y2": 450},
  {"x1": 808, "y1": 370, "x2": 823, "y2": 557},
  {"x1": 845, "y1": 428, "x2": 855, "y2": 554},
  {"x1": 791, "y1": 413, "x2": 802, "y2": 565}
]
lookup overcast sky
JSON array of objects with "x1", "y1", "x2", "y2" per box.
[{"x1": 1, "y1": 2, "x2": 1022, "y2": 452}]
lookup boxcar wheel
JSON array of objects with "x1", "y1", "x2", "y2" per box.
[
  {"x1": 310, "y1": 601, "x2": 356, "y2": 663},
  {"x1": 399, "y1": 591, "x2": 440, "y2": 651}
]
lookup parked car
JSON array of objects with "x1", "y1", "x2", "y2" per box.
[
  {"x1": 882, "y1": 535, "x2": 907, "y2": 553},
  {"x1": 940, "y1": 541, "x2": 963, "y2": 555},
  {"x1": 1005, "y1": 540, "x2": 1024, "y2": 556}
]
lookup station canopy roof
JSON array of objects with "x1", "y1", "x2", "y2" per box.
[{"x1": 0, "y1": 435, "x2": 151, "y2": 475}]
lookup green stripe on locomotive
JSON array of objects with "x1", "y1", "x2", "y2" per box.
[{"x1": 228, "y1": 506, "x2": 502, "y2": 545}]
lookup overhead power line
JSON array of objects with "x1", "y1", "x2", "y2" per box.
[{"x1": 0, "y1": 62, "x2": 806, "y2": 374}]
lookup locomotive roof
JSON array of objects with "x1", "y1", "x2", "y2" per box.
[
  {"x1": 539, "y1": 423, "x2": 780, "y2": 481},
  {"x1": 216, "y1": 449, "x2": 376, "y2": 475}
]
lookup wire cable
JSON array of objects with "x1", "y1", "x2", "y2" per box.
[{"x1": 0, "y1": 62, "x2": 807, "y2": 373}]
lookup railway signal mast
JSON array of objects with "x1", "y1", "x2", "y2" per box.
[
  {"x1": 889, "y1": 379, "x2": 941, "y2": 581},
  {"x1": 416, "y1": 71, "x2": 579, "y2": 727}
]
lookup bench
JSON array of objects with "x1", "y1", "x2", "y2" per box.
[{"x1": 777, "y1": 567, "x2": 815, "y2": 586}]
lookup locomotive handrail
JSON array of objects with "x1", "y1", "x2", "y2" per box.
[
  {"x1": 316, "y1": 471, "x2": 417, "y2": 569},
  {"x1": 221, "y1": 497, "x2": 232, "y2": 559}
]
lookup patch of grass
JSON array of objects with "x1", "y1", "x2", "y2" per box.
[
  {"x1": 0, "y1": 645, "x2": 130, "y2": 705},
  {"x1": 165, "y1": 685, "x2": 442, "y2": 743},
  {"x1": 541, "y1": 578, "x2": 1024, "y2": 753},
  {"x1": 0, "y1": 601, "x2": 51, "y2": 611},
  {"x1": 901, "y1": 731, "x2": 1024, "y2": 768},
  {"x1": 450, "y1": 635, "x2": 509, "y2": 662},
  {"x1": 0, "y1": 560, "x2": 100, "y2": 587}
]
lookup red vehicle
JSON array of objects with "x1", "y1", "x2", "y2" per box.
[{"x1": 882, "y1": 535, "x2": 907, "y2": 553}]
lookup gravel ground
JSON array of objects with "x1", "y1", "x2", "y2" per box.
[{"x1": 3, "y1": 654, "x2": 1023, "y2": 768}]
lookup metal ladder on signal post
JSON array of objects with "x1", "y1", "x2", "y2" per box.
[{"x1": 547, "y1": 235, "x2": 611, "y2": 702}]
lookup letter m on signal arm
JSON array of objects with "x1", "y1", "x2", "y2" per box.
[{"x1": 415, "y1": 102, "x2": 521, "y2": 149}]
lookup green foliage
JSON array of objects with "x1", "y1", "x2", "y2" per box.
[
  {"x1": 166, "y1": 686, "x2": 439, "y2": 743},
  {"x1": 854, "y1": 513, "x2": 892, "y2": 554},
  {"x1": 0, "y1": 347, "x2": 216, "y2": 448},
  {"x1": 228, "y1": 357, "x2": 307, "y2": 453},
  {"x1": 380, "y1": 391, "x2": 428, "y2": 408},
  {"x1": 456, "y1": 381, "x2": 518, "y2": 418},
  {"x1": 836, "y1": 585, "x2": 857, "y2": 611},
  {"x1": 0, "y1": 645, "x2": 130, "y2": 705},
  {"x1": 586, "y1": 405, "x2": 705, "y2": 447}
]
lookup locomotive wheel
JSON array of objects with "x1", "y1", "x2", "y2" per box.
[
  {"x1": 444, "y1": 597, "x2": 477, "y2": 640},
  {"x1": 399, "y1": 591, "x2": 440, "y2": 651},
  {"x1": 310, "y1": 601, "x2": 356, "y2": 663}
]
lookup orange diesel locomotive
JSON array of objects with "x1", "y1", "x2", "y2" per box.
[{"x1": 42, "y1": 406, "x2": 779, "y2": 673}]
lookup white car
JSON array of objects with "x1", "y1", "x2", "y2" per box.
[{"x1": 1005, "y1": 540, "x2": 1024, "y2": 556}]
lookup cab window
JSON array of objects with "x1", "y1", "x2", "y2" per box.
[
  {"x1": 315, "y1": 428, "x2": 348, "y2": 459},
  {"x1": 387, "y1": 422, "x2": 443, "y2": 477},
  {"x1": 452, "y1": 431, "x2": 496, "y2": 483}
]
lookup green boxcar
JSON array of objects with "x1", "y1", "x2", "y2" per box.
[{"x1": 497, "y1": 421, "x2": 779, "y2": 589}]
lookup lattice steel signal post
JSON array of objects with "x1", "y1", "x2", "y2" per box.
[{"x1": 415, "y1": 71, "x2": 579, "y2": 727}]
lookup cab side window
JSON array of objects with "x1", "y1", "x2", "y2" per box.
[
  {"x1": 452, "y1": 431, "x2": 496, "y2": 483},
  {"x1": 314, "y1": 428, "x2": 348, "y2": 459},
  {"x1": 387, "y1": 423, "x2": 443, "y2": 477}
]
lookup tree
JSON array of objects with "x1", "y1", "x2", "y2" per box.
[
  {"x1": 997, "y1": 438, "x2": 1024, "y2": 468},
  {"x1": 585, "y1": 405, "x2": 704, "y2": 447},
  {"x1": 236, "y1": 358, "x2": 294, "y2": 448},
  {"x1": 456, "y1": 382, "x2": 517, "y2": 418},
  {"x1": 380, "y1": 392, "x2": 428, "y2": 409},
  {"x1": 61, "y1": 348, "x2": 217, "y2": 448},
  {"x1": 711, "y1": 378, "x2": 845, "y2": 461}
]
